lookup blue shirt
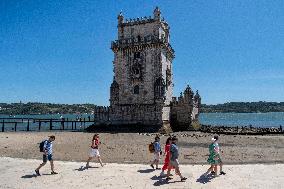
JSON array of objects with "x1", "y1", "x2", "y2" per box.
[
  {"x1": 43, "y1": 140, "x2": 53, "y2": 155},
  {"x1": 153, "y1": 141, "x2": 161, "y2": 153},
  {"x1": 170, "y1": 144, "x2": 179, "y2": 161}
]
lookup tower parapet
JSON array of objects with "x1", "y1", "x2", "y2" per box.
[{"x1": 170, "y1": 85, "x2": 200, "y2": 131}]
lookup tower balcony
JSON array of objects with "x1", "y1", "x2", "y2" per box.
[{"x1": 111, "y1": 35, "x2": 174, "y2": 57}]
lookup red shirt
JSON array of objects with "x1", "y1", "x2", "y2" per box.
[
  {"x1": 164, "y1": 144, "x2": 171, "y2": 162},
  {"x1": 91, "y1": 138, "x2": 100, "y2": 149}
]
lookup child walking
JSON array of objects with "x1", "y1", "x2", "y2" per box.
[
  {"x1": 150, "y1": 135, "x2": 162, "y2": 169},
  {"x1": 86, "y1": 134, "x2": 104, "y2": 168}
]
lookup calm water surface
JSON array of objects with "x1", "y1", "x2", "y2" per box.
[
  {"x1": 199, "y1": 112, "x2": 284, "y2": 127},
  {"x1": 0, "y1": 112, "x2": 283, "y2": 131}
]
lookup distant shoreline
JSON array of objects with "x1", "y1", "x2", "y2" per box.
[{"x1": 1, "y1": 101, "x2": 284, "y2": 114}]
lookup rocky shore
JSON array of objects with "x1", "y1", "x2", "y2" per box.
[{"x1": 200, "y1": 124, "x2": 283, "y2": 135}]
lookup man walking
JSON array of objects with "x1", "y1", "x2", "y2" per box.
[
  {"x1": 166, "y1": 136, "x2": 187, "y2": 182},
  {"x1": 35, "y1": 135, "x2": 58, "y2": 176}
]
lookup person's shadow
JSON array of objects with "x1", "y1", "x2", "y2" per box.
[
  {"x1": 137, "y1": 169, "x2": 155, "y2": 173},
  {"x1": 196, "y1": 173, "x2": 215, "y2": 184},
  {"x1": 74, "y1": 166, "x2": 99, "y2": 171},
  {"x1": 152, "y1": 175, "x2": 185, "y2": 186},
  {"x1": 21, "y1": 174, "x2": 37, "y2": 178}
]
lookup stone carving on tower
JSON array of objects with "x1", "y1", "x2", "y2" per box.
[{"x1": 93, "y1": 7, "x2": 201, "y2": 131}]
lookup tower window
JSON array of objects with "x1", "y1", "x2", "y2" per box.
[
  {"x1": 134, "y1": 52, "x2": 140, "y2": 59},
  {"x1": 134, "y1": 85, "x2": 139, "y2": 94},
  {"x1": 131, "y1": 28, "x2": 134, "y2": 35},
  {"x1": 154, "y1": 77, "x2": 165, "y2": 98},
  {"x1": 137, "y1": 35, "x2": 141, "y2": 42}
]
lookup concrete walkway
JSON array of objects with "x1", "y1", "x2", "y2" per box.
[{"x1": 0, "y1": 157, "x2": 283, "y2": 189}]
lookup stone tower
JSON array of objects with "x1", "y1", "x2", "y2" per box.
[
  {"x1": 93, "y1": 7, "x2": 201, "y2": 132},
  {"x1": 110, "y1": 7, "x2": 174, "y2": 126}
]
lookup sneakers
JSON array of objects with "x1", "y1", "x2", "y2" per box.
[
  {"x1": 220, "y1": 171, "x2": 226, "y2": 175},
  {"x1": 35, "y1": 170, "x2": 40, "y2": 176},
  {"x1": 181, "y1": 177, "x2": 187, "y2": 182},
  {"x1": 51, "y1": 171, "x2": 58, "y2": 175}
]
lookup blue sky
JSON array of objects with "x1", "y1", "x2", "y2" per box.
[{"x1": 0, "y1": 0, "x2": 283, "y2": 105}]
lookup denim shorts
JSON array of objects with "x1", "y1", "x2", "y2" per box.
[{"x1": 43, "y1": 154, "x2": 53, "y2": 162}]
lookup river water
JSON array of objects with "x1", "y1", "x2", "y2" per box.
[{"x1": 0, "y1": 112, "x2": 283, "y2": 131}]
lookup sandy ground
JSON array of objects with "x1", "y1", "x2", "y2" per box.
[
  {"x1": 0, "y1": 132, "x2": 283, "y2": 164},
  {"x1": 0, "y1": 157, "x2": 283, "y2": 189}
]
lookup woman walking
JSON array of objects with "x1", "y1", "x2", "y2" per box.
[
  {"x1": 160, "y1": 137, "x2": 173, "y2": 176},
  {"x1": 204, "y1": 136, "x2": 225, "y2": 177},
  {"x1": 86, "y1": 134, "x2": 104, "y2": 168}
]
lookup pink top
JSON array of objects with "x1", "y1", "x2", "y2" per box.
[{"x1": 91, "y1": 138, "x2": 100, "y2": 149}]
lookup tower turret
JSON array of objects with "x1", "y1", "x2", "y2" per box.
[
  {"x1": 117, "y1": 11, "x2": 124, "y2": 39},
  {"x1": 184, "y1": 85, "x2": 194, "y2": 103},
  {"x1": 117, "y1": 11, "x2": 124, "y2": 25},
  {"x1": 194, "y1": 90, "x2": 201, "y2": 108},
  {"x1": 153, "y1": 7, "x2": 161, "y2": 21}
]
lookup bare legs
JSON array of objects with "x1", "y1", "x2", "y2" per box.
[
  {"x1": 36, "y1": 162, "x2": 46, "y2": 172},
  {"x1": 151, "y1": 153, "x2": 160, "y2": 169},
  {"x1": 151, "y1": 159, "x2": 159, "y2": 169},
  {"x1": 86, "y1": 157, "x2": 92, "y2": 167},
  {"x1": 35, "y1": 161, "x2": 55, "y2": 175},
  {"x1": 204, "y1": 164, "x2": 217, "y2": 177},
  {"x1": 166, "y1": 161, "x2": 187, "y2": 181},
  {"x1": 86, "y1": 156, "x2": 104, "y2": 168}
]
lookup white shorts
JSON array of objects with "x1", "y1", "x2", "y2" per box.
[
  {"x1": 89, "y1": 148, "x2": 100, "y2": 157},
  {"x1": 153, "y1": 152, "x2": 160, "y2": 161}
]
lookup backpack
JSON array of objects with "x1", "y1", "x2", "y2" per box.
[
  {"x1": 39, "y1": 140, "x2": 47, "y2": 152},
  {"x1": 148, "y1": 142, "x2": 155, "y2": 153}
]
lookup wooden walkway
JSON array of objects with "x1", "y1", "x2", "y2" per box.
[{"x1": 0, "y1": 117, "x2": 95, "y2": 132}]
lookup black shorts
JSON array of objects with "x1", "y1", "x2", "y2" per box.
[{"x1": 43, "y1": 154, "x2": 53, "y2": 162}]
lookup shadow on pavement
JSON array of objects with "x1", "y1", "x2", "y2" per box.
[{"x1": 196, "y1": 173, "x2": 215, "y2": 184}]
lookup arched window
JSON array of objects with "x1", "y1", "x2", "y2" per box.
[
  {"x1": 154, "y1": 77, "x2": 165, "y2": 98},
  {"x1": 134, "y1": 52, "x2": 140, "y2": 59},
  {"x1": 134, "y1": 85, "x2": 139, "y2": 94},
  {"x1": 137, "y1": 35, "x2": 141, "y2": 42}
]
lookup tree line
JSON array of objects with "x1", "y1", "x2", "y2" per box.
[
  {"x1": 0, "y1": 101, "x2": 284, "y2": 115},
  {"x1": 201, "y1": 102, "x2": 284, "y2": 113},
  {"x1": 0, "y1": 102, "x2": 96, "y2": 115}
]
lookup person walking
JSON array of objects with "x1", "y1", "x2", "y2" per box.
[
  {"x1": 204, "y1": 135, "x2": 226, "y2": 177},
  {"x1": 160, "y1": 137, "x2": 173, "y2": 176},
  {"x1": 150, "y1": 135, "x2": 162, "y2": 170},
  {"x1": 35, "y1": 135, "x2": 58, "y2": 176},
  {"x1": 86, "y1": 134, "x2": 104, "y2": 168},
  {"x1": 166, "y1": 136, "x2": 187, "y2": 182},
  {"x1": 212, "y1": 136, "x2": 226, "y2": 175}
]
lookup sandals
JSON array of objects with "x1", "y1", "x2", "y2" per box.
[{"x1": 181, "y1": 177, "x2": 187, "y2": 182}]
